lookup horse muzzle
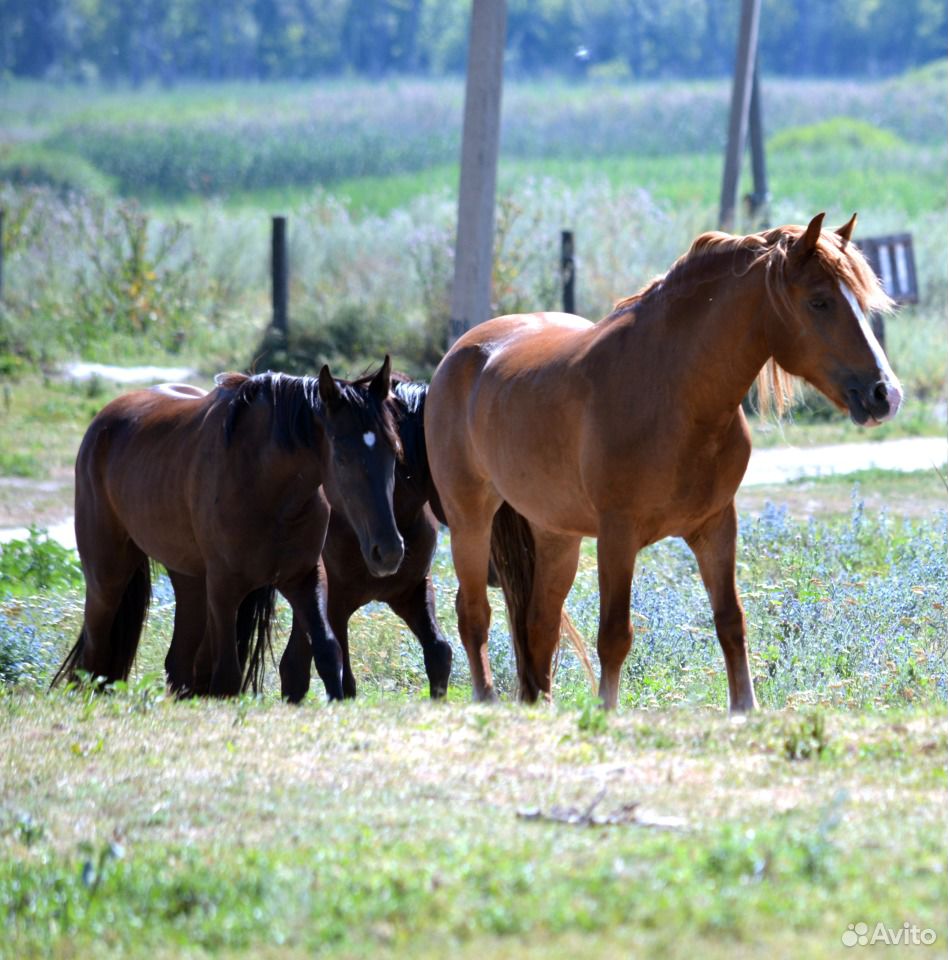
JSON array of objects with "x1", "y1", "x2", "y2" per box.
[
  {"x1": 846, "y1": 376, "x2": 903, "y2": 426},
  {"x1": 363, "y1": 533, "x2": 405, "y2": 578}
]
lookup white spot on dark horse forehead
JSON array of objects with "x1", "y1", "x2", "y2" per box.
[{"x1": 363, "y1": 431, "x2": 377, "y2": 448}]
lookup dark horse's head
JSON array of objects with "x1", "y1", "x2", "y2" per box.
[{"x1": 318, "y1": 356, "x2": 405, "y2": 577}]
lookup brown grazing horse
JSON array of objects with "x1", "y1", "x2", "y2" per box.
[
  {"x1": 52, "y1": 359, "x2": 404, "y2": 700},
  {"x1": 175, "y1": 378, "x2": 454, "y2": 702},
  {"x1": 424, "y1": 214, "x2": 902, "y2": 712}
]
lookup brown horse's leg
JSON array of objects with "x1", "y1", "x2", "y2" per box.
[
  {"x1": 687, "y1": 502, "x2": 758, "y2": 714},
  {"x1": 202, "y1": 576, "x2": 244, "y2": 697},
  {"x1": 166, "y1": 570, "x2": 206, "y2": 697},
  {"x1": 279, "y1": 616, "x2": 314, "y2": 703},
  {"x1": 388, "y1": 576, "x2": 453, "y2": 699},
  {"x1": 521, "y1": 530, "x2": 582, "y2": 703},
  {"x1": 451, "y1": 520, "x2": 497, "y2": 702},
  {"x1": 596, "y1": 518, "x2": 639, "y2": 710},
  {"x1": 76, "y1": 540, "x2": 149, "y2": 684}
]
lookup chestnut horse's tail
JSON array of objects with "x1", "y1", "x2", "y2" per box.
[
  {"x1": 489, "y1": 503, "x2": 594, "y2": 699},
  {"x1": 50, "y1": 560, "x2": 152, "y2": 689},
  {"x1": 237, "y1": 586, "x2": 277, "y2": 694}
]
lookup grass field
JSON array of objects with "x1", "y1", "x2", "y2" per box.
[{"x1": 2, "y1": 695, "x2": 945, "y2": 958}]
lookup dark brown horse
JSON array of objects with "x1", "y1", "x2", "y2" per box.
[
  {"x1": 52, "y1": 359, "x2": 403, "y2": 700},
  {"x1": 214, "y1": 379, "x2": 454, "y2": 701},
  {"x1": 424, "y1": 214, "x2": 902, "y2": 712}
]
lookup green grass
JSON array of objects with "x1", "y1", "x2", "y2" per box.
[
  {"x1": 156, "y1": 141, "x2": 947, "y2": 221},
  {"x1": 1, "y1": 694, "x2": 945, "y2": 958}
]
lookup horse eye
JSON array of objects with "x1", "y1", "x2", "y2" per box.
[{"x1": 808, "y1": 297, "x2": 830, "y2": 312}]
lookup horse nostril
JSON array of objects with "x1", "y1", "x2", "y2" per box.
[
  {"x1": 872, "y1": 382, "x2": 888, "y2": 405},
  {"x1": 371, "y1": 544, "x2": 383, "y2": 566}
]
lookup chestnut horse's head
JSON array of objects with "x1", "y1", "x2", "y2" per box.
[
  {"x1": 318, "y1": 355, "x2": 405, "y2": 577},
  {"x1": 761, "y1": 213, "x2": 903, "y2": 425}
]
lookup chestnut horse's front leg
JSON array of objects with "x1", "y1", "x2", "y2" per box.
[{"x1": 686, "y1": 501, "x2": 758, "y2": 714}]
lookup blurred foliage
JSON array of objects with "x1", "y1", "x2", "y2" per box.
[{"x1": 0, "y1": 0, "x2": 944, "y2": 83}]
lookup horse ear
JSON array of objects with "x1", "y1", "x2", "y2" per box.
[
  {"x1": 370, "y1": 354, "x2": 392, "y2": 402},
  {"x1": 318, "y1": 364, "x2": 341, "y2": 411},
  {"x1": 791, "y1": 212, "x2": 825, "y2": 263},
  {"x1": 836, "y1": 212, "x2": 858, "y2": 247}
]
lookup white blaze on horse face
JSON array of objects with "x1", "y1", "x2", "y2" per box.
[
  {"x1": 838, "y1": 281, "x2": 903, "y2": 418},
  {"x1": 363, "y1": 431, "x2": 377, "y2": 448}
]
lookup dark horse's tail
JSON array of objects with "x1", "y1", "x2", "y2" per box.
[
  {"x1": 237, "y1": 586, "x2": 277, "y2": 693},
  {"x1": 50, "y1": 559, "x2": 152, "y2": 689},
  {"x1": 489, "y1": 503, "x2": 595, "y2": 700}
]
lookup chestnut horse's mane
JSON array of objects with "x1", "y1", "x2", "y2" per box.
[
  {"x1": 216, "y1": 370, "x2": 401, "y2": 454},
  {"x1": 604, "y1": 223, "x2": 892, "y2": 415}
]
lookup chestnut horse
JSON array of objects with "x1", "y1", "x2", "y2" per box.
[
  {"x1": 173, "y1": 378, "x2": 454, "y2": 702},
  {"x1": 52, "y1": 359, "x2": 403, "y2": 699},
  {"x1": 424, "y1": 214, "x2": 902, "y2": 712}
]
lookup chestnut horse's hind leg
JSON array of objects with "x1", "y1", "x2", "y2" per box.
[
  {"x1": 595, "y1": 516, "x2": 640, "y2": 710},
  {"x1": 520, "y1": 530, "x2": 582, "y2": 703},
  {"x1": 165, "y1": 570, "x2": 206, "y2": 696},
  {"x1": 388, "y1": 576, "x2": 453, "y2": 699},
  {"x1": 686, "y1": 502, "x2": 758, "y2": 714},
  {"x1": 450, "y1": 518, "x2": 498, "y2": 702}
]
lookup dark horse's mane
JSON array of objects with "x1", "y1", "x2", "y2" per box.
[
  {"x1": 391, "y1": 378, "x2": 429, "y2": 486},
  {"x1": 217, "y1": 370, "x2": 401, "y2": 454}
]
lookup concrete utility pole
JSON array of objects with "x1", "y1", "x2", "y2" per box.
[
  {"x1": 449, "y1": 0, "x2": 508, "y2": 343},
  {"x1": 719, "y1": 0, "x2": 762, "y2": 231}
]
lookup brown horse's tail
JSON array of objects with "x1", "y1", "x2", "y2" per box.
[
  {"x1": 50, "y1": 559, "x2": 152, "y2": 689},
  {"x1": 237, "y1": 586, "x2": 277, "y2": 694},
  {"x1": 489, "y1": 503, "x2": 594, "y2": 699}
]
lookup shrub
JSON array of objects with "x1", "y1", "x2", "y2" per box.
[
  {"x1": 768, "y1": 117, "x2": 904, "y2": 154},
  {"x1": 0, "y1": 145, "x2": 114, "y2": 196}
]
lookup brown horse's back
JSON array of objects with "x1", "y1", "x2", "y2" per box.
[
  {"x1": 427, "y1": 312, "x2": 607, "y2": 537},
  {"x1": 76, "y1": 389, "x2": 215, "y2": 576}
]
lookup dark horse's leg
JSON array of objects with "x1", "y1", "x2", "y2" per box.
[
  {"x1": 686, "y1": 501, "x2": 758, "y2": 714},
  {"x1": 327, "y1": 591, "x2": 359, "y2": 699},
  {"x1": 278, "y1": 617, "x2": 312, "y2": 703},
  {"x1": 165, "y1": 570, "x2": 206, "y2": 696},
  {"x1": 388, "y1": 576, "x2": 453, "y2": 699},
  {"x1": 280, "y1": 567, "x2": 344, "y2": 702}
]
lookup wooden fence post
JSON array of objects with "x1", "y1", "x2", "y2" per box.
[
  {"x1": 449, "y1": 0, "x2": 508, "y2": 342},
  {"x1": 561, "y1": 230, "x2": 575, "y2": 314},
  {"x1": 719, "y1": 0, "x2": 761, "y2": 231},
  {"x1": 271, "y1": 215, "x2": 288, "y2": 334}
]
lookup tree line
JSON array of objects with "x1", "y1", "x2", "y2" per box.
[{"x1": 2, "y1": 0, "x2": 945, "y2": 84}]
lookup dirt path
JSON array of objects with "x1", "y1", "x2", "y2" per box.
[{"x1": 1, "y1": 437, "x2": 944, "y2": 548}]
